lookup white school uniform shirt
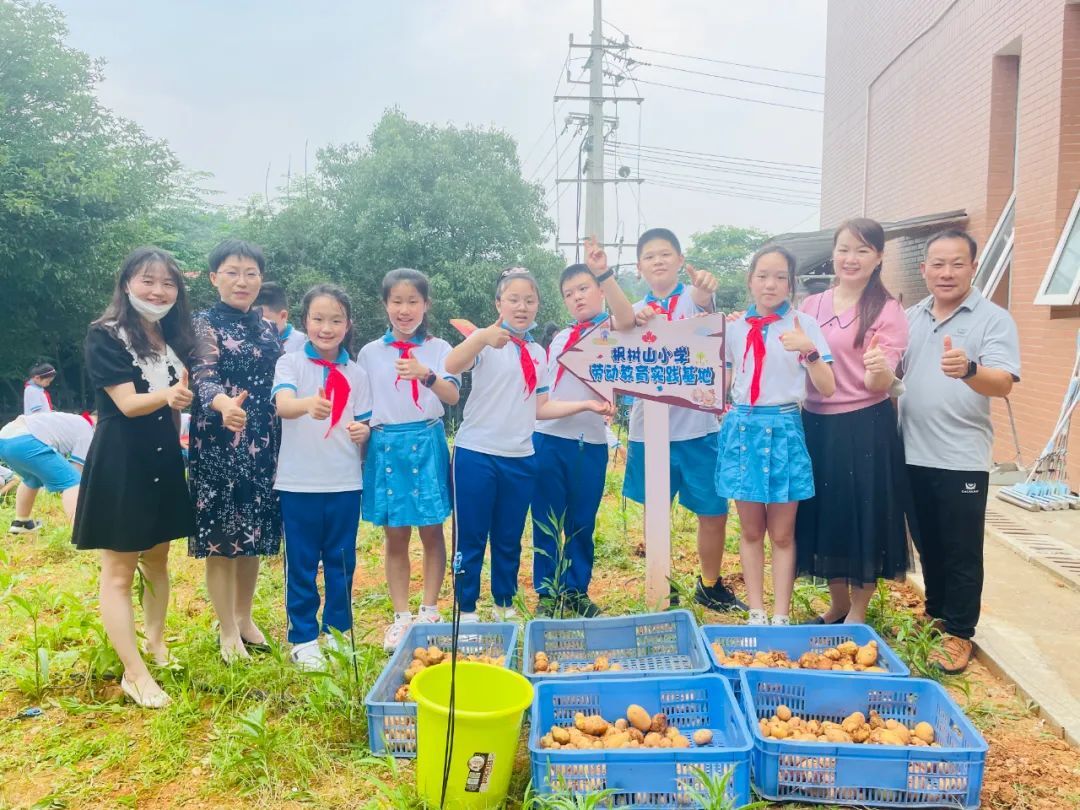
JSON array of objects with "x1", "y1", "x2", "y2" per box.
[
  {"x1": 271, "y1": 342, "x2": 372, "y2": 493},
  {"x1": 454, "y1": 328, "x2": 549, "y2": 457},
  {"x1": 357, "y1": 330, "x2": 461, "y2": 426},
  {"x1": 724, "y1": 301, "x2": 833, "y2": 406},
  {"x1": 23, "y1": 383, "x2": 52, "y2": 415},
  {"x1": 535, "y1": 312, "x2": 610, "y2": 445},
  {"x1": 628, "y1": 284, "x2": 721, "y2": 442},
  {"x1": 0, "y1": 412, "x2": 93, "y2": 464},
  {"x1": 280, "y1": 323, "x2": 306, "y2": 354}
]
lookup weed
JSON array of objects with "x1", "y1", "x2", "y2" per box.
[{"x1": 683, "y1": 766, "x2": 769, "y2": 809}]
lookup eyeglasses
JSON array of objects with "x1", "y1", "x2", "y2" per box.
[{"x1": 217, "y1": 270, "x2": 261, "y2": 281}]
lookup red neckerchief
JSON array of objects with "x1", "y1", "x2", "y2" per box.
[
  {"x1": 80, "y1": 411, "x2": 93, "y2": 428},
  {"x1": 742, "y1": 314, "x2": 782, "y2": 405},
  {"x1": 309, "y1": 358, "x2": 351, "y2": 437},
  {"x1": 554, "y1": 318, "x2": 601, "y2": 389},
  {"x1": 389, "y1": 340, "x2": 423, "y2": 410},
  {"x1": 508, "y1": 335, "x2": 538, "y2": 396},
  {"x1": 26, "y1": 382, "x2": 52, "y2": 411},
  {"x1": 646, "y1": 291, "x2": 681, "y2": 321}
]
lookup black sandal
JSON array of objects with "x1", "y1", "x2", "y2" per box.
[
  {"x1": 241, "y1": 636, "x2": 272, "y2": 654},
  {"x1": 806, "y1": 612, "x2": 848, "y2": 625}
]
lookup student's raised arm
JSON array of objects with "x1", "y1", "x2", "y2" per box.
[
  {"x1": 686, "y1": 264, "x2": 718, "y2": 312},
  {"x1": 584, "y1": 236, "x2": 635, "y2": 330},
  {"x1": 444, "y1": 323, "x2": 509, "y2": 375}
]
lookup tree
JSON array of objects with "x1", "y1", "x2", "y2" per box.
[
  {"x1": 0, "y1": 0, "x2": 180, "y2": 408},
  {"x1": 244, "y1": 109, "x2": 562, "y2": 346},
  {"x1": 684, "y1": 224, "x2": 771, "y2": 312}
]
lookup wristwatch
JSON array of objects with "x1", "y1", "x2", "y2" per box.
[
  {"x1": 421, "y1": 370, "x2": 438, "y2": 388},
  {"x1": 595, "y1": 269, "x2": 614, "y2": 283},
  {"x1": 804, "y1": 350, "x2": 821, "y2": 364},
  {"x1": 961, "y1": 360, "x2": 978, "y2": 380}
]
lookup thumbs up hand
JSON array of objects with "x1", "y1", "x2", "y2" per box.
[
  {"x1": 780, "y1": 316, "x2": 815, "y2": 354},
  {"x1": 307, "y1": 387, "x2": 333, "y2": 420},
  {"x1": 686, "y1": 263, "x2": 718, "y2": 294},
  {"x1": 863, "y1": 333, "x2": 889, "y2": 375},
  {"x1": 482, "y1": 321, "x2": 511, "y2": 349},
  {"x1": 167, "y1": 367, "x2": 193, "y2": 410},
  {"x1": 940, "y1": 334, "x2": 970, "y2": 378},
  {"x1": 220, "y1": 390, "x2": 249, "y2": 433}
]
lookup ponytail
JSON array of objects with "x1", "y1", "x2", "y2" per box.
[{"x1": 854, "y1": 266, "x2": 891, "y2": 348}]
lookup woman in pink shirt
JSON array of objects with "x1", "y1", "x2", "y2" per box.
[{"x1": 796, "y1": 218, "x2": 913, "y2": 624}]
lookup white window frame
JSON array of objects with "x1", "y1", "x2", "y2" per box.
[
  {"x1": 975, "y1": 191, "x2": 1014, "y2": 298},
  {"x1": 1035, "y1": 188, "x2": 1080, "y2": 306}
]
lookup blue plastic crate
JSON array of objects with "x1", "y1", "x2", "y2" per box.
[
  {"x1": 364, "y1": 622, "x2": 518, "y2": 758},
  {"x1": 529, "y1": 674, "x2": 753, "y2": 807},
  {"x1": 739, "y1": 669, "x2": 987, "y2": 808},
  {"x1": 701, "y1": 623, "x2": 910, "y2": 697},
  {"x1": 522, "y1": 610, "x2": 711, "y2": 683}
]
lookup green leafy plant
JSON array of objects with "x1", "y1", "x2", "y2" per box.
[
  {"x1": 683, "y1": 766, "x2": 769, "y2": 810},
  {"x1": 524, "y1": 779, "x2": 618, "y2": 809}
]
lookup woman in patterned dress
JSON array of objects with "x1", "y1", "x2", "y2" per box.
[{"x1": 188, "y1": 239, "x2": 282, "y2": 662}]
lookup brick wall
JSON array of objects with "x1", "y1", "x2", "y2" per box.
[{"x1": 822, "y1": 0, "x2": 1080, "y2": 482}]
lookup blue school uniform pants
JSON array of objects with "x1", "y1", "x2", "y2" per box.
[
  {"x1": 530, "y1": 433, "x2": 607, "y2": 597},
  {"x1": 279, "y1": 489, "x2": 361, "y2": 645},
  {"x1": 452, "y1": 447, "x2": 537, "y2": 612}
]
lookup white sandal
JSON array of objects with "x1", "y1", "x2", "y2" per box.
[{"x1": 120, "y1": 675, "x2": 171, "y2": 709}]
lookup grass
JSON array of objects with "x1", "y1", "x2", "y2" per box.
[{"x1": 0, "y1": 465, "x2": 1032, "y2": 808}]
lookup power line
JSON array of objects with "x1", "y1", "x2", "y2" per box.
[
  {"x1": 633, "y1": 77, "x2": 823, "y2": 113},
  {"x1": 627, "y1": 44, "x2": 825, "y2": 80},
  {"x1": 606, "y1": 149, "x2": 821, "y2": 186},
  {"x1": 632, "y1": 58, "x2": 824, "y2": 95},
  {"x1": 644, "y1": 179, "x2": 818, "y2": 207},
  {"x1": 610, "y1": 140, "x2": 821, "y2": 172},
  {"x1": 629, "y1": 167, "x2": 821, "y2": 201}
]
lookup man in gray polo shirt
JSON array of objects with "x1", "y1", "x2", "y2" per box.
[{"x1": 898, "y1": 228, "x2": 1020, "y2": 673}]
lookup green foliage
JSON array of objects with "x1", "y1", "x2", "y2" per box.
[{"x1": 685, "y1": 224, "x2": 771, "y2": 312}]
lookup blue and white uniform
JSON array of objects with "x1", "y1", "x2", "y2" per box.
[
  {"x1": 716, "y1": 302, "x2": 832, "y2": 503},
  {"x1": 272, "y1": 342, "x2": 371, "y2": 645},
  {"x1": 453, "y1": 325, "x2": 548, "y2": 612},
  {"x1": 357, "y1": 329, "x2": 459, "y2": 527},
  {"x1": 531, "y1": 312, "x2": 609, "y2": 598},
  {"x1": 280, "y1": 323, "x2": 306, "y2": 354},
  {"x1": 23, "y1": 383, "x2": 52, "y2": 415},
  {"x1": 623, "y1": 284, "x2": 727, "y2": 516},
  {"x1": 0, "y1": 412, "x2": 91, "y2": 493}
]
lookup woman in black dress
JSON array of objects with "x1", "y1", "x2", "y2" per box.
[
  {"x1": 188, "y1": 239, "x2": 282, "y2": 662},
  {"x1": 72, "y1": 247, "x2": 196, "y2": 709}
]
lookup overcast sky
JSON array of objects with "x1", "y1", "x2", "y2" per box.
[{"x1": 52, "y1": 0, "x2": 827, "y2": 265}]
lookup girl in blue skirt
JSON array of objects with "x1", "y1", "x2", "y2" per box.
[
  {"x1": 358, "y1": 269, "x2": 461, "y2": 651},
  {"x1": 717, "y1": 246, "x2": 835, "y2": 625}
]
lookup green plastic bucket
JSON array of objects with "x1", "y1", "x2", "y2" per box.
[{"x1": 411, "y1": 660, "x2": 534, "y2": 808}]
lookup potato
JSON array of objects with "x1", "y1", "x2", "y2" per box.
[
  {"x1": 593, "y1": 655, "x2": 610, "y2": 672},
  {"x1": 692, "y1": 729, "x2": 713, "y2": 746},
  {"x1": 533, "y1": 652, "x2": 549, "y2": 673},
  {"x1": 413, "y1": 647, "x2": 428, "y2": 663},
  {"x1": 664, "y1": 726, "x2": 680, "y2": 740},
  {"x1": 427, "y1": 645, "x2": 445, "y2": 664},
  {"x1": 776, "y1": 704, "x2": 793, "y2": 721},
  {"x1": 540, "y1": 733, "x2": 554, "y2": 749},
  {"x1": 643, "y1": 731, "x2": 663, "y2": 748},
  {"x1": 855, "y1": 641, "x2": 878, "y2": 667},
  {"x1": 394, "y1": 684, "x2": 410, "y2": 702},
  {"x1": 603, "y1": 731, "x2": 630, "y2": 749},
  {"x1": 772, "y1": 723, "x2": 791, "y2": 739},
  {"x1": 841, "y1": 712, "x2": 866, "y2": 734},
  {"x1": 658, "y1": 737, "x2": 672, "y2": 748},
  {"x1": 877, "y1": 729, "x2": 906, "y2": 746},
  {"x1": 650, "y1": 713, "x2": 669, "y2": 734},
  {"x1": 914, "y1": 722, "x2": 935, "y2": 744},
  {"x1": 574, "y1": 712, "x2": 586, "y2": 732},
  {"x1": 548, "y1": 662, "x2": 560, "y2": 673},
  {"x1": 836, "y1": 640, "x2": 858, "y2": 658},
  {"x1": 579, "y1": 714, "x2": 609, "y2": 737},
  {"x1": 551, "y1": 726, "x2": 571, "y2": 745},
  {"x1": 609, "y1": 663, "x2": 623, "y2": 671},
  {"x1": 628, "y1": 728, "x2": 644, "y2": 744},
  {"x1": 671, "y1": 734, "x2": 690, "y2": 748},
  {"x1": 626, "y1": 704, "x2": 652, "y2": 732}
]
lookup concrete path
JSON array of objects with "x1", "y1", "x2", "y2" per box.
[{"x1": 911, "y1": 487, "x2": 1080, "y2": 745}]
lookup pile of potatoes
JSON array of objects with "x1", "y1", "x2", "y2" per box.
[
  {"x1": 538, "y1": 704, "x2": 715, "y2": 751},
  {"x1": 533, "y1": 651, "x2": 624, "y2": 674},
  {"x1": 710, "y1": 639, "x2": 887, "y2": 673},
  {"x1": 393, "y1": 646, "x2": 506, "y2": 702},
  {"x1": 758, "y1": 704, "x2": 940, "y2": 747}
]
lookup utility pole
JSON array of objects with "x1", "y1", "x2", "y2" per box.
[{"x1": 585, "y1": 0, "x2": 605, "y2": 245}]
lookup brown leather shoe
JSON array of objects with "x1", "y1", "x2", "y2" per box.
[{"x1": 930, "y1": 635, "x2": 973, "y2": 674}]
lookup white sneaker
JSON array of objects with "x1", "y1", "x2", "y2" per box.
[
  {"x1": 416, "y1": 606, "x2": 441, "y2": 624},
  {"x1": 747, "y1": 609, "x2": 768, "y2": 626},
  {"x1": 493, "y1": 606, "x2": 517, "y2": 622},
  {"x1": 290, "y1": 640, "x2": 325, "y2": 671},
  {"x1": 771, "y1": 615, "x2": 791, "y2": 626},
  {"x1": 383, "y1": 618, "x2": 412, "y2": 652},
  {"x1": 458, "y1": 611, "x2": 480, "y2": 624},
  {"x1": 324, "y1": 632, "x2": 351, "y2": 654}
]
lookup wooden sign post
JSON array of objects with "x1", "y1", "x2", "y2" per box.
[{"x1": 559, "y1": 313, "x2": 727, "y2": 608}]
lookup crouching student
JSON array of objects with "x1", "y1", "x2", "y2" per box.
[
  {"x1": 531, "y1": 238, "x2": 634, "y2": 617},
  {"x1": 445, "y1": 266, "x2": 613, "y2": 623},
  {"x1": 717, "y1": 245, "x2": 835, "y2": 626},
  {"x1": 1, "y1": 410, "x2": 93, "y2": 532},
  {"x1": 272, "y1": 284, "x2": 371, "y2": 670},
  {"x1": 358, "y1": 269, "x2": 460, "y2": 651}
]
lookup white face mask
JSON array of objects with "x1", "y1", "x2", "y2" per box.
[
  {"x1": 127, "y1": 291, "x2": 174, "y2": 322},
  {"x1": 394, "y1": 319, "x2": 422, "y2": 336}
]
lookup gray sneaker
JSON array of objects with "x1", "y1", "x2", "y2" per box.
[{"x1": 8, "y1": 519, "x2": 42, "y2": 535}]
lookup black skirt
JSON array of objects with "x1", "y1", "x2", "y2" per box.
[{"x1": 795, "y1": 399, "x2": 913, "y2": 585}]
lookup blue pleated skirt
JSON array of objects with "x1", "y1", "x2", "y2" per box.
[
  {"x1": 715, "y1": 404, "x2": 814, "y2": 504},
  {"x1": 362, "y1": 419, "x2": 452, "y2": 527}
]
